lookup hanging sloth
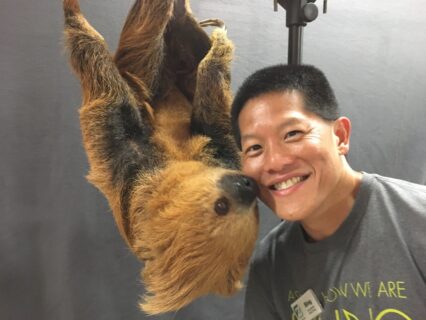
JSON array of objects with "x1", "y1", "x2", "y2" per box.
[{"x1": 63, "y1": 0, "x2": 259, "y2": 314}]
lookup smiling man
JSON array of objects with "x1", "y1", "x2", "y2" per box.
[{"x1": 231, "y1": 65, "x2": 426, "y2": 319}]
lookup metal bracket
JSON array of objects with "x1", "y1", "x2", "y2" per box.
[{"x1": 273, "y1": 0, "x2": 327, "y2": 65}]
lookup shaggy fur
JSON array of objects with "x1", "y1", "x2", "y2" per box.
[{"x1": 63, "y1": 0, "x2": 259, "y2": 315}]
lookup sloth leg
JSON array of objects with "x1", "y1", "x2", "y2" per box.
[{"x1": 114, "y1": 0, "x2": 174, "y2": 99}]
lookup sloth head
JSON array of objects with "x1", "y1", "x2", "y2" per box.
[{"x1": 127, "y1": 161, "x2": 259, "y2": 314}]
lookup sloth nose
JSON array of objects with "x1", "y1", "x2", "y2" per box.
[{"x1": 219, "y1": 174, "x2": 259, "y2": 207}]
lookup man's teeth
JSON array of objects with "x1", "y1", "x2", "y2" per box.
[{"x1": 274, "y1": 176, "x2": 303, "y2": 190}]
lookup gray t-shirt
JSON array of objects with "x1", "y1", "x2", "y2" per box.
[{"x1": 244, "y1": 173, "x2": 426, "y2": 320}]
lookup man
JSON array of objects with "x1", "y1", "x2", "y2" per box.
[{"x1": 231, "y1": 64, "x2": 426, "y2": 319}]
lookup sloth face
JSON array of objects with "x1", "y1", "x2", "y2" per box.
[{"x1": 128, "y1": 161, "x2": 259, "y2": 314}]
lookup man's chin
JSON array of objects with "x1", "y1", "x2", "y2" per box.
[{"x1": 273, "y1": 203, "x2": 310, "y2": 221}]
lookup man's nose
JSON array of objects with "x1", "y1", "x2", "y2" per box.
[{"x1": 263, "y1": 144, "x2": 294, "y2": 173}]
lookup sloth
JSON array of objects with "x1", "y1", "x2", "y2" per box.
[{"x1": 63, "y1": 0, "x2": 259, "y2": 314}]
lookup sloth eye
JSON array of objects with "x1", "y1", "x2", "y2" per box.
[{"x1": 214, "y1": 197, "x2": 230, "y2": 215}]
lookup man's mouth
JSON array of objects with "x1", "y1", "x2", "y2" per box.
[{"x1": 270, "y1": 175, "x2": 309, "y2": 191}]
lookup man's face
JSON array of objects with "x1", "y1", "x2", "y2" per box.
[{"x1": 239, "y1": 90, "x2": 349, "y2": 222}]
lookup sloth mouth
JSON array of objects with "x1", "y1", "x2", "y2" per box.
[{"x1": 270, "y1": 175, "x2": 309, "y2": 191}]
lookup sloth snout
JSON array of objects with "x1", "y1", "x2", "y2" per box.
[{"x1": 218, "y1": 174, "x2": 259, "y2": 207}]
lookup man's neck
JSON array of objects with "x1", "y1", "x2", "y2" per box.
[{"x1": 301, "y1": 168, "x2": 363, "y2": 242}]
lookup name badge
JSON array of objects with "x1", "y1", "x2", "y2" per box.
[{"x1": 290, "y1": 289, "x2": 323, "y2": 320}]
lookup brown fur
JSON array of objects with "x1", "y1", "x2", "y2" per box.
[{"x1": 63, "y1": 0, "x2": 259, "y2": 314}]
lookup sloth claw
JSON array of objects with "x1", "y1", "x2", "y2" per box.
[{"x1": 199, "y1": 18, "x2": 226, "y2": 31}]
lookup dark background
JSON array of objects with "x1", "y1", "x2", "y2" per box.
[{"x1": 1, "y1": 0, "x2": 425, "y2": 319}]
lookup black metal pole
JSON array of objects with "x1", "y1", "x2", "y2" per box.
[
  {"x1": 288, "y1": 25, "x2": 303, "y2": 65},
  {"x1": 274, "y1": 0, "x2": 320, "y2": 65},
  {"x1": 284, "y1": 0, "x2": 304, "y2": 65}
]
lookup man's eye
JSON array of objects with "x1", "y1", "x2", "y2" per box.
[
  {"x1": 285, "y1": 130, "x2": 303, "y2": 140},
  {"x1": 245, "y1": 144, "x2": 262, "y2": 154}
]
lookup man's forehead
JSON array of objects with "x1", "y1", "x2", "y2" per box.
[
  {"x1": 240, "y1": 104, "x2": 310, "y2": 125},
  {"x1": 240, "y1": 114, "x2": 309, "y2": 141}
]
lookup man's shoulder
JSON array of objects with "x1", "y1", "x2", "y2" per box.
[
  {"x1": 366, "y1": 172, "x2": 426, "y2": 204},
  {"x1": 363, "y1": 173, "x2": 426, "y2": 231},
  {"x1": 370, "y1": 173, "x2": 426, "y2": 190}
]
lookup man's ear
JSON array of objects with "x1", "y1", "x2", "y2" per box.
[{"x1": 333, "y1": 117, "x2": 351, "y2": 156}]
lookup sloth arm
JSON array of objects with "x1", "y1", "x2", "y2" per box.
[
  {"x1": 63, "y1": 0, "x2": 163, "y2": 240},
  {"x1": 191, "y1": 27, "x2": 240, "y2": 170}
]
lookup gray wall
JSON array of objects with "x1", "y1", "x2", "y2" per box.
[{"x1": 1, "y1": 0, "x2": 425, "y2": 319}]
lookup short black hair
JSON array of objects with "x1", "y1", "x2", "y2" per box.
[{"x1": 231, "y1": 64, "x2": 339, "y2": 148}]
